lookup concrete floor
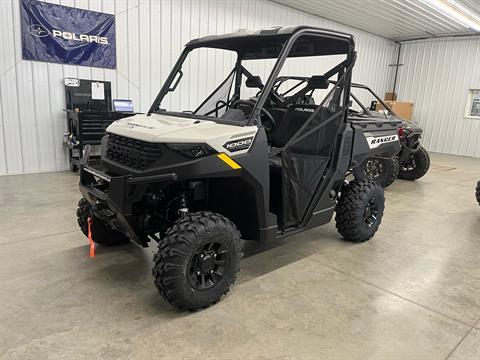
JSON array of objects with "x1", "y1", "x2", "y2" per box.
[{"x1": 0, "y1": 152, "x2": 479, "y2": 359}]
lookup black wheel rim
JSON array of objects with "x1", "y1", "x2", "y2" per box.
[
  {"x1": 188, "y1": 241, "x2": 229, "y2": 291},
  {"x1": 401, "y1": 156, "x2": 416, "y2": 171},
  {"x1": 364, "y1": 198, "x2": 379, "y2": 227},
  {"x1": 364, "y1": 158, "x2": 383, "y2": 179}
]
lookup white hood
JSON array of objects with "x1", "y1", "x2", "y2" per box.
[{"x1": 107, "y1": 113, "x2": 258, "y2": 156}]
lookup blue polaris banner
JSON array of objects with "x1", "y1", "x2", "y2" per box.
[{"x1": 21, "y1": 0, "x2": 116, "y2": 69}]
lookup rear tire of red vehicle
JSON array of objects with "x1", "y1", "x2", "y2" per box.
[
  {"x1": 335, "y1": 179, "x2": 385, "y2": 243},
  {"x1": 152, "y1": 212, "x2": 242, "y2": 311},
  {"x1": 353, "y1": 156, "x2": 399, "y2": 188},
  {"x1": 398, "y1": 146, "x2": 430, "y2": 181},
  {"x1": 76, "y1": 198, "x2": 130, "y2": 246}
]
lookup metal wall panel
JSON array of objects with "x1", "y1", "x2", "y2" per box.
[
  {"x1": 0, "y1": 0, "x2": 396, "y2": 175},
  {"x1": 396, "y1": 37, "x2": 480, "y2": 158}
]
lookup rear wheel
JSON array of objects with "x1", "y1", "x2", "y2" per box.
[
  {"x1": 476, "y1": 181, "x2": 480, "y2": 206},
  {"x1": 152, "y1": 211, "x2": 242, "y2": 311},
  {"x1": 76, "y1": 198, "x2": 130, "y2": 246},
  {"x1": 335, "y1": 179, "x2": 385, "y2": 243},
  {"x1": 398, "y1": 146, "x2": 430, "y2": 180},
  {"x1": 353, "y1": 156, "x2": 399, "y2": 188}
]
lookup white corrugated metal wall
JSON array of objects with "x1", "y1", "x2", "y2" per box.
[
  {"x1": 396, "y1": 37, "x2": 480, "y2": 158},
  {"x1": 0, "y1": 0, "x2": 396, "y2": 175}
]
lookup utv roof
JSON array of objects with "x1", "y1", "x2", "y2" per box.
[{"x1": 185, "y1": 26, "x2": 355, "y2": 59}]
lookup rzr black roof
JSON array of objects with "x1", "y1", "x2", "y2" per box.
[{"x1": 185, "y1": 26, "x2": 355, "y2": 59}]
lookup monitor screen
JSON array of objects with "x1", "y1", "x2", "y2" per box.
[{"x1": 113, "y1": 99, "x2": 134, "y2": 112}]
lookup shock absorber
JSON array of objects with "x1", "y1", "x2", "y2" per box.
[{"x1": 178, "y1": 192, "x2": 189, "y2": 217}]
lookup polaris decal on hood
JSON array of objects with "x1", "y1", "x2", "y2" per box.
[{"x1": 366, "y1": 134, "x2": 399, "y2": 149}]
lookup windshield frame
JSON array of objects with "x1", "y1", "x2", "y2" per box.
[
  {"x1": 146, "y1": 48, "x2": 242, "y2": 119},
  {"x1": 147, "y1": 28, "x2": 356, "y2": 126}
]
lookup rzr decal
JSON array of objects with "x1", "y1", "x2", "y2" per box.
[
  {"x1": 223, "y1": 137, "x2": 254, "y2": 152},
  {"x1": 366, "y1": 134, "x2": 399, "y2": 149}
]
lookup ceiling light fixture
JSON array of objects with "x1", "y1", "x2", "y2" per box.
[{"x1": 422, "y1": 0, "x2": 480, "y2": 32}]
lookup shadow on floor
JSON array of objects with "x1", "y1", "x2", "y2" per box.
[{"x1": 70, "y1": 229, "x2": 325, "y2": 315}]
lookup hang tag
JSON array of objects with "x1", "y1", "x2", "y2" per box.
[{"x1": 91, "y1": 82, "x2": 105, "y2": 100}]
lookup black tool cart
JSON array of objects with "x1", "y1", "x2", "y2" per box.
[{"x1": 63, "y1": 78, "x2": 136, "y2": 171}]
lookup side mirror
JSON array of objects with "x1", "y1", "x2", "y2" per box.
[
  {"x1": 308, "y1": 75, "x2": 329, "y2": 89},
  {"x1": 246, "y1": 76, "x2": 263, "y2": 89}
]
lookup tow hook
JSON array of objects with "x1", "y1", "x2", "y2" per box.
[{"x1": 87, "y1": 217, "x2": 96, "y2": 258}]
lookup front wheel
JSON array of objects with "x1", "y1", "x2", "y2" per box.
[
  {"x1": 152, "y1": 212, "x2": 242, "y2": 311},
  {"x1": 335, "y1": 179, "x2": 385, "y2": 243},
  {"x1": 398, "y1": 146, "x2": 430, "y2": 180},
  {"x1": 353, "y1": 156, "x2": 399, "y2": 188},
  {"x1": 76, "y1": 198, "x2": 130, "y2": 246}
]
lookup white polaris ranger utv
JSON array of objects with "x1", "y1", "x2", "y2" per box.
[{"x1": 78, "y1": 26, "x2": 401, "y2": 311}]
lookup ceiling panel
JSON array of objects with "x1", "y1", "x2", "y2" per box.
[{"x1": 273, "y1": 0, "x2": 480, "y2": 41}]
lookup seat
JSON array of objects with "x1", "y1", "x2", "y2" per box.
[
  {"x1": 268, "y1": 104, "x2": 318, "y2": 171},
  {"x1": 263, "y1": 107, "x2": 287, "y2": 143},
  {"x1": 271, "y1": 104, "x2": 318, "y2": 148}
]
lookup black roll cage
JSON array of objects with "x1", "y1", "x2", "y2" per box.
[
  {"x1": 147, "y1": 27, "x2": 356, "y2": 128},
  {"x1": 349, "y1": 82, "x2": 397, "y2": 117},
  {"x1": 276, "y1": 77, "x2": 398, "y2": 118},
  {"x1": 338, "y1": 81, "x2": 397, "y2": 117}
]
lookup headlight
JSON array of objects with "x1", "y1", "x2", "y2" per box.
[{"x1": 166, "y1": 143, "x2": 216, "y2": 158}]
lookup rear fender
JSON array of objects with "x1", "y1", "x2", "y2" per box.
[{"x1": 349, "y1": 119, "x2": 401, "y2": 168}]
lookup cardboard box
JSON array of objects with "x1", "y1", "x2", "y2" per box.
[
  {"x1": 377, "y1": 101, "x2": 414, "y2": 120},
  {"x1": 384, "y1": 92, "x2": 398, "y2": 101}
]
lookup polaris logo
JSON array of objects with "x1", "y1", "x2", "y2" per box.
[
  {"x1": 28, "y1": 25, "x2": 50, "y2": 38},
  {"x1": 294, "y1": 107, "x2": 315, "y2": 113},
  {"x1": 52, "y1": 29, "x2": 109, "y2": 44},
  {"x1": 223, "y1": 137, "x2": 254, "y2": 152},
  {"x1": 28, "y1": 24, "x2": 108, "y2": 44},
  {"x1": 366, "y1": 134, "x2": 399, "y2": 149}
]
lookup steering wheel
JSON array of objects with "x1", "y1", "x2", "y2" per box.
[
  {"x1": 255, "y1": 88, "x2": 286, "y2": 108},
  {"x1": 231, "y1": 99, "x2": 276, "y2": 133}
]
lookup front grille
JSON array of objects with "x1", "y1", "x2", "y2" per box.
[{"x1": 106, "y1": 134, "x2": 163, "y2": 170}]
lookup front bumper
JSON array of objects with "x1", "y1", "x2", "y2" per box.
[
  {"x1": 79, "y1": 148, "x2": 244, "y2": 245},
  {"x1": 80, "y1": 165, "x2": 177, "y2": 246}
]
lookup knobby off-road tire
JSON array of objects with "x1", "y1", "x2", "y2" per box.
[
  {"x1": 476, "y1": 181, "x2": 480, "y2": 206},
  {"x1": 398, "y1": 146, "x2": 430, "y2": 181},
  {"x1": 76, "y1": 198, "x2": 130, "y2": 246},
  {"x1": 152, "y1": 211, "x2": 242, "y2": 311},
  {"x1": 353, "y1": 156, "x2": 399, "y2": 188},
  {"x1": 335, "y1": 179, "x2": 385, "y2": 243},
  {"x1": 77, "y1": 198, "x2": 91, "y2": 237}
]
